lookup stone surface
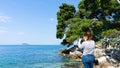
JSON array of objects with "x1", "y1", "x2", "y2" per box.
[{"x1": 59, "y1": 44, "x2": 120, "y2": 68}]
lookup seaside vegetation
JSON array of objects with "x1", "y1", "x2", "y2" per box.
[{"x1": 56, "y1": 0, "x2": 120, "y2": 47}]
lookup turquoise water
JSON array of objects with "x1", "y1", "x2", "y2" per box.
[{"x1": 0, "y1": 45, "x2": 81, "y2": 68}]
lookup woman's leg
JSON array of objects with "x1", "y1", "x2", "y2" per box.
[
  {"x1": 82, "y1": 55, "x2": 95, "y2": 68},
  {"x1": 83, "y1": 62, "x2": 91, "y2": 68},
  {"x1": 89, "y1": 61, "x2": 94, "y2": 68}
]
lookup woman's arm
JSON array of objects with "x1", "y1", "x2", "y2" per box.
[{"x1": 77, "y1": 38, "x2": 84, "y2": 48}]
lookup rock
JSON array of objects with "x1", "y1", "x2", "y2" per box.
[
  {"x1": 95, "y1": 44, "x2": 102, "y2": 48},
  {"x1": 61, "y1": 63, "x2": 81, "y2": 68},
  {"x1": 68, "y1": 50, "x2": 82, "y2": 59},
  {"x1": 94, "y1": 48, "x2": 104, "y2": 58},
  {"x1": 106, "y1": 66, "x2": 115, "y2": 68},
  {"x1": 112, "y1": 50, "x2": 120, "y2": 61},
  {"x1": 58, "y1": 49, "x2": 70, "y2": 55},
  {"x1": 105, "y1": 49, "x2": 120, "y2": 61},
  {"x1": 110, "y1": 58, "x2": 117, "y2": 64},
  {"x1": 94, "y1": 61, "x2": 115, "y2": 68},
  {"x1": 97, "y1": 56, "x2": 108, "y2": 64},
  {"x1": 74, "y1": 51, "x2": 82, "y2": 57},
  {"x1": 59, "y1": 45, "x2": 83, "y2": 60},
  {"x1": 68, "y1": 52, "x2": 79, "y2": 59},
  {"x1": 59, "y1": 44, "x2": 120, "y2": 68},
  {"x1": 76, "y1": 58, "x2": 81, "y2": 62}
]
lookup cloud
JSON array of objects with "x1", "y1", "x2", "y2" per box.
[
  {"x1": 0, "y1": 26, "x2": 8, "y2": 33},
  {"x1": 17, "y1": 32, "x2": 25, "y2": 35},
  {"x1": 0, "y1": 15, "x2": 11, "y2": 23},
  {"x1": 0, "y1": 26, "x2": 8, "y2": 30},
  {"x1": 0, "y1": 30, "x2": 8, "y2": 33},
  {"x1": 50, "y1": 18, "x2": 54, "y2": 21}
]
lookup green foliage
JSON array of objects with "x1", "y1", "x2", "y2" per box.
[
  {"x1": 101, "y1": 37, "x2": 120, "y2": 49},
  {"x1": 56, "y1": 0, "x2": 120, "y2": 47},
  {"x1": 56, "y1": 3, "x2": 76, "y2": 39},
  {"x1": 96, "y1": 41, "x2": 101, "y2": 44},
  {"x1": 102, "y1": 29, "x2": 118, "y2": 37},
  {"x1": 65, "y1": 18, "x2": 91, "y2": 44}
]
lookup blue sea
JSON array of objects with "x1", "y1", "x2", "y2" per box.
[{"x1": 0, "y1": 45, "x2": 81, "y2": 68}]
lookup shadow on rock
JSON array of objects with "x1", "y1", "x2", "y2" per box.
[{"x1": 61, "y1": 62, "x2": 82, "y2": 68}]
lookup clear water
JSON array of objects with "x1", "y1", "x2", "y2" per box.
[{"x1": 0, "y1": 45, "x2": 81, "y2": 68}]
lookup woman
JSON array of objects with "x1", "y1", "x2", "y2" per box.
[{"x1": 78, "y1": 31, "x2": 95, "y2": 68}]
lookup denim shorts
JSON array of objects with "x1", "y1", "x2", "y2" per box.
[
  {"x1": 82, "y1": 54, "x2": 95, "y2": 68},
  {"x1": 82, "y1": 54, "x2": 95, "y2": 63}
]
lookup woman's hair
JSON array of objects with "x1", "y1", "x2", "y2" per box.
[{"x1": 85, "y1": 31, "x2": 92, "y2": 40}]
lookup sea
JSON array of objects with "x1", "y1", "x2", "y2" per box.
[{"x1": 0, "y1": 45, "x2": 82, "y2": 68}]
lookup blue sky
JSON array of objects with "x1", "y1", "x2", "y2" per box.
[{"x1": 0, "y1": 0, "x2": 80, "y2": 45}]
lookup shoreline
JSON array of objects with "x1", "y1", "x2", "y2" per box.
[{"x1": 58, "y1": 44, "x2": 120, "y2": 68}]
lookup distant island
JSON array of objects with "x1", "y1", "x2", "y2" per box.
[{"x1": 22, "y1": 43, "x2": 30, "y2": 45}]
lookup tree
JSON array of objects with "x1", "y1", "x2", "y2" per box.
[
  {"x1": 56, "y1": 3, "x2": 76, "y2": 39},
  {"x1": 56, "y1": 0, "x2": 120, "y2": 47}
]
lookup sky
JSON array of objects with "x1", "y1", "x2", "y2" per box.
[{"x1": 0, "y1": 0, "x2": 81, "y2": 45}]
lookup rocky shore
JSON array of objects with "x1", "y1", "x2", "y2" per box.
[{"x1": 58, "y1": 44, "x2": 120, "y2": 68}]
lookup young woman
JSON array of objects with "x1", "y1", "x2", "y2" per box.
[{"x1": 78, "y1": 31, "x2": 95, "y2": 68}]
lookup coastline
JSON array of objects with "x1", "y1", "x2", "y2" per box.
[{"x1": 58, "y1": 44, "x2": 120, "y2": 68}]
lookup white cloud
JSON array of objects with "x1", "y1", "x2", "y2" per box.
[
  {"x1": 0, "y1": 29, "x2": 8, "y2": 33},
  {"x1": 17, "y1": 32, "x2": 25, "y2": 35},
  {"x1": 0, "y1": 26, "x2": 8, "y2": 30},
  {"x1": 0, "y1": 15, "x2": 11, "y2": 23},
  {"x1": 0, "y1": 26, "x2": 8, "y2": 33},
  {"x1": 50, "y1": 18, "x2": 54, "y2": 21}
]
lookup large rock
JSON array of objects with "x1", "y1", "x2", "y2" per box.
[
  {"x1": 94, "y1": 48, "x2": 105, "y2": 58},
  {"x1": 59, "y1": 44, "x2": 120, "y2": 68},
  {"x1": 58, "y1": 49, "x2": 70, "y2": 55},
  {"x1": 68, "y1": 51, "x2": 82, "y2": 59},
  {"x1": 61, "y1": 63, "x2": 81, "y2": 68},
  {"x1": 111, "y1": 49, "x2": 120, "y2": 61},
  {"x1": 105, "y1": 49, "x2": 120, "y2": 61}
]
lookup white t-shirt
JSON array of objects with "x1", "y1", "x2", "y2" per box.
[{"x1": 78, "y1": 39, "x2": 95, "y2": 55}]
